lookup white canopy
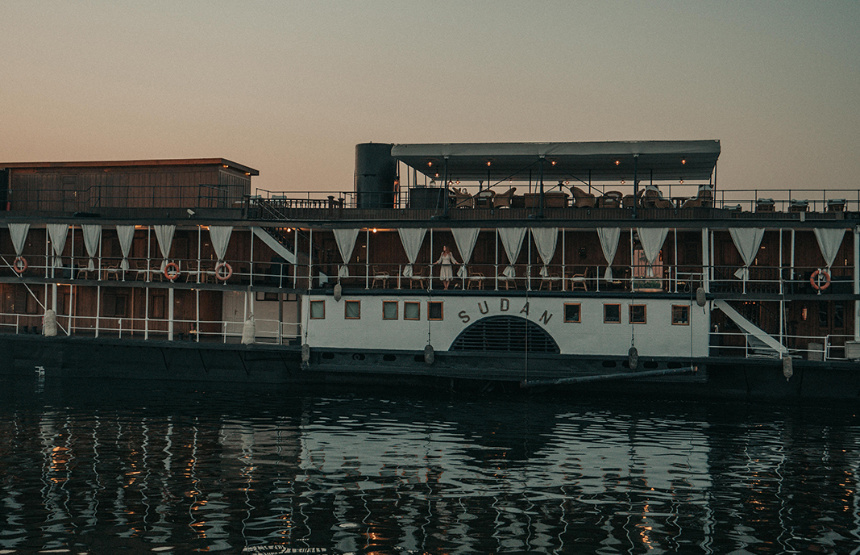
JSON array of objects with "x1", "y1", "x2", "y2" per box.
[
  {"x1": 82, "y1": 224, "x2": 101, "y2": 271},
  {"x1": 209, "y1": 226, "x2": 233, "y2": 262},
  {"x1": 452, "y1": 228, "x2": 480, "y2": 278},
  {"x1": 333, "y1": 228, "x2": 360, "y2": 278},
  {"x1": 154, "y1": 225, "x2": 176, "y2": 271},
  {"x1": 597, "y1": 228, "x2": 620, "y2": 282},
  {"x1": 8, "y1": 223, "x2": 29, "y2": 257},
  {"x1": 47, "y1": 224, "x2": 69, "y2": 268},
  {"x1": 531, "y1": 228, "x2": 558, "y2": 277},
  {"x1": 116, "y1": 225, "x2": 135, "y2": 271},
  {"x1": 813, "y1": 228, "x2": 846, "y2": 270},
  {"x1": 637, "y1": 228, "x2": 668, "y2": 278},
  {"x1": 729, "y1": 228, "x2": 765, "y2": 283},
  {"x1": 398, "y1": 228, "x2": 426, "y2": 278},
  {"x1": 499, "y1": 227, "x2": 527, "y2": 279}
]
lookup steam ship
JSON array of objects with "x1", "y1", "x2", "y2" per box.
[{"x1": 1, "y1": 140, "x2": 857, "y2": 397}]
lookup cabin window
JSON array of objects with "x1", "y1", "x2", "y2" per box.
[
  {"x1": 345, "y1": 300, "x2": 361, "y2": 319},
  {"x1": 604, "y1": 304, "x2": 621, "y2": 324},
  {"x1": 629, "y1": 304, "x2": 646, "y2": 324},
  {"x1": 428, "y1": 301, "x2": 443, "y2": 321},
  {"x1": 404, "y1": 301, "x2": 420, "y2": 320},
  {"x1": 309, "y1": 300, "x2": 325, "y2": 319},
  {"x1": 672, "y1": 305, "x2": 690, "y2": 325},
  {"x1": 382, "y1": 301, "x2": 398, "y2": 320},
  {"x1": 564, "y1": 303, "x2": 581, "y2": 323}
]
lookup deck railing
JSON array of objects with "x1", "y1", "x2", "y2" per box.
[
  {"x1": 709, "y1": 330, "x2": 854, "y2": 361},
  {"x1": 0, "y1": 311, "x2": 301, "y2": 345},
  {"x1": 2, "y1": 309, "x2": 852, "y2": 362},
  {"x1": 2, "y1": 253, "x2": 853, "y2": 297},
  {"x1": 249, "y1": 186, "x2": 860, "y2": 216}
]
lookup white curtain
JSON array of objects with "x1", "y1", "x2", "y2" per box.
[
  {"x1": 116, "y1": 225, "x2": 135, "y2": 271},
  {"x1": 47, "y1": 224, "x2": 69, "y2": 268},
  {"x1": 209, "y1": 226, "x2": 233, "y2": 262},
  {"x1": 8, "y1": 223, "x2": 29, "y2": 256},
  {"x1": 397, "y1": 228, "x2": 426, "y2": 278},
  {"x1": 499, "y1": 227, "x2": 527, "y2": 278},
  {"x1": 531, "y1": 227, "x2": 558, "y2": 277},
  {"x1": 813, "y1": 228, "x2": 846, "y2": 270},
  {"x1": 452, "y1": 228, "x2": 480, "y2": 278},
  {"x1": 729, "y1": 228, "x2": 765, "y2": 281},
  {"x1": 333, "y1": 228, "x2": 360, "y2": 278},
  {"x1": 598, "y1": 227, "x2": 621, "y2": 282},
  {"x1": 638, "y1": 228, "x2": 668, "y2": 278},
  {"x1": 154, "y1": 225, "x2": 176, "y2": 271},
  {"x1": 82, "y1": 224, "x2": 101, "y2": 271}
]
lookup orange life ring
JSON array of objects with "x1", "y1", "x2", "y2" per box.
[
  {"x1": 12, "y1": 256, "x2": 27, "y2": 274},
  {"x1": 163, "y1": 262, "x2": 181, "y2": 281},
  {"x1": 810, "y1": 269, "x2": 831, "y2": 291},
  {"x1": 214, "y1": 261, "x2": 233, "y2": 281}
]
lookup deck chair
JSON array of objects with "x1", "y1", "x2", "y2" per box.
[
  {"x1": 451, "y1": 187, "x2": 473, "y2": 209},
  {"x1": 642, "y1": 186, "x2": 674, "y2": 209},
  {"x1": 682, "y1": 185, "x2": 714, "y2": 209},
  {"x1": 598, "y1": 191, "x2": 622, "y2": 208},
  {"x1": 570, "y1": 268, "x2": 589, "y2": 291},
  {"x1": 570, "y1": 186, "x2": 596, "y2": 208},
  {"x1": 493, "y1": 188, "x2": 516, "y2": 208},
  {"x1": 372, "y1": 266, "x2": 390, "y2": 288},
  {"x1": 409, "y1": 268, "x2": 426, "y2": 289},
  {"x1": 474, "y1": 189, "x2": 495, "y2": 208}
]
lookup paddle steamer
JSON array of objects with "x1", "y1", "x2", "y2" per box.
[{"x1": 0, "y1": 141, "x2": 857, "y2": 397}]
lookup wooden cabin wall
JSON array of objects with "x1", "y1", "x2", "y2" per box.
[
  {"x1": 0, "y1": 283, "x2": 45, "y2": 331},
  {"x1": 303, "y1": 228, "x2": 652, "y2": 283},
  {"x1": 9, "y1": 166, "x2": 251, "y2": 212},
  {"x1": 43, "y1": 285, "x2": 223, "y2": 338},
  {"x1": 793, "y1": 230, "x2": 853, "y2": 278},
  {"x1": 785, "y1": 298, "x2": 854, "y2": 349}
]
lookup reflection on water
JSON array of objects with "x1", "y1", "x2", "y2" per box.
[{"x1": 0, "y1": 378, "x2": 858, "y2": 553}]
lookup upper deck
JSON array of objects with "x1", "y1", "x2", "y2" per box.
[
  {"x1": 250, "y1": 140, "x2": 856, "y2": 227},
  {"x1": 1, "y1": 142, "x2": 856, "y2": 228}
]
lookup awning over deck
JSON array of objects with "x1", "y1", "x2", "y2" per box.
[{"x1": 391, "y1": 140, "x2": 720, "y2": 183}]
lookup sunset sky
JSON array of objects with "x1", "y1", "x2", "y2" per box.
[{"x1": 2, "y1": 1, "x2": 858, "y2": 194}]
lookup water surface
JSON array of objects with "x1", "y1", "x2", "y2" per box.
[{"x1": 0, "y1": 377, "x2": 858, "y2": 553}]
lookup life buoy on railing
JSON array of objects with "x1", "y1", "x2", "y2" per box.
[
  {"x1": 163, "y1": 262, "x2": 181, "y2": 281},
  {"x1": 215, "y1": 261, "x2": 233, "y2": 281},
  {"x1": 810, "y1": 269, "x2": 831, "y2": 291},
  {"x1": 12, "y1": 256, "x2": 27, "y2": 274}
]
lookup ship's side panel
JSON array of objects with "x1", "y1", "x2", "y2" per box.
[{"x1": 301, "y1": 294, "x2": 709, "y2": 358}]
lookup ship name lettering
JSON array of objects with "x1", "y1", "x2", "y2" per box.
[{"x1": 461, "y1": 299, "x2": 552, "y2": 327}]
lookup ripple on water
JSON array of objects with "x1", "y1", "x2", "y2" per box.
[{"x1": 0, "y1": 381, "x2": 858, "y2": 553}]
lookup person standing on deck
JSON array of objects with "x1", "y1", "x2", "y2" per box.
[{"x1": 435, "y1": 246, "x2": 459, "y2": 290}]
